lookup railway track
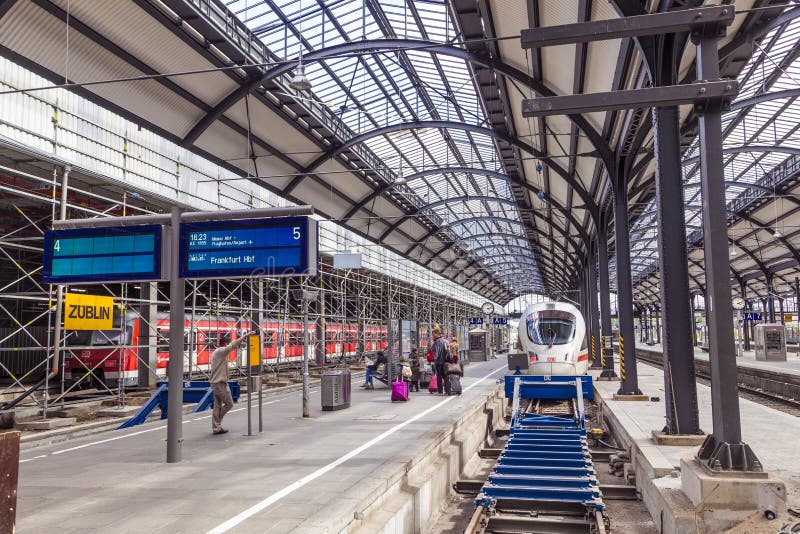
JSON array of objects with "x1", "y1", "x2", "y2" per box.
[{"x1": 635, "y1": 348, "x2": 800, "y2": 416}]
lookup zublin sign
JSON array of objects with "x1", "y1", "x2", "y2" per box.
[{"x1": 64, "y1": 293, "x2": 115, "y2": 330}]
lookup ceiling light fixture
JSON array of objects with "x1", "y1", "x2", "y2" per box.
[{"x1": 289, "y1": 61, "x2": 311, "y2": 91}]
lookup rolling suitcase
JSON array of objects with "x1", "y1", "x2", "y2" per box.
[
  {"x1": 391, "y1": 380, "x2": 409, "y2": 402},
  {"x1": 420, "y1": 368, "x2": 434, "y2": 386},
  {"x1": 428, "y1": 374, "x2": 440, "y2": 394},
  {"x1": 448, "y1": 374, "x2": 462, "y2": 395}
]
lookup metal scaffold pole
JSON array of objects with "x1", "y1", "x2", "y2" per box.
[{"x1": 49, "y1": 165, "x2": 70, "y2": 417}]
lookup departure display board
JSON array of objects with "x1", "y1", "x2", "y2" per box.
[
  {"x1": 179, "y1": 216, "x2": 318, "y2": 278},
  {"x1": 43, "y1": 225, "x2": 162, "y2": 284}
]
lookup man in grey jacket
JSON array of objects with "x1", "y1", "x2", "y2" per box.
[
  {"x1": 210, "y1": 331, "x2": 254, "y2": 435},
  {"x1": 431, "y1": 328, "x2": 450, "y2": 395}
]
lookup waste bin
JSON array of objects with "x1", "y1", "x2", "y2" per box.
[{"x1": 321, "y1": 370, "x2": 351, "y2": 411}]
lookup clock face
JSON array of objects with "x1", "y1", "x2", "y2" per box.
[
  {"x1": 732, "y1": 297, "x2": 745, "y2": 310},
  {"x1": 481, "y1": 302, "x2": 495, "y2": 315}
]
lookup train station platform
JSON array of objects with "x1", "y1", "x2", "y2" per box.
[
  {"x1": 15, "y1": 357, "x2": 508, "y2": 533},
  {"x1": 636, "y1": 341, "x2": 800, "y2": 378},
  {"x1": 591, "y1": 361, "x2": 799, "y2": 532}
]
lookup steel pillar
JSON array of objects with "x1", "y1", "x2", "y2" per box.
[
  {"x1": 694, "y1": 36, "x2": 761, "y2": 472},
  {"x1": 166, "y1": 207, "x2": 184, "y2": 463},
  {"x1": 597, "y1": 222, "x2": 617, "y2": 379},
  {"x1": 137, "y1": 283, "x2": 158, "y2": 388},
  {"x1": 315, "y1": 285, "x2": 325, "y2": 366},
  {"x1": 652, "y1": 102, "x2": 701, "y2": 432},
  {"x1": 588, "y1": 247, "x2": 602, "y2": 369},
  {"x1": 690, "y1": 294, "x2": 698, "y2": 347},
  {"x1": 767, "y1": 275, "x2": 776, "y2": 322},
  {"x1": 612, "y1": 172, "x2": 641, "y2": 395},
  {"x1": 779, "y1": 298, "x2": 785, "y2": 325}
]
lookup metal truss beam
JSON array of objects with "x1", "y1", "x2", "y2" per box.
[
  {"x1": 731, "y1": 88, "x2": 800, "y2": 111},
  {"x1": 382, "y1": 193, "x2": 569, "y2": 247},
  {"x1": 178, "y1": 38, "x2": 613, "y2": 181},
  {"x1": 286, "y1": 121, "x2": 598, "y2": 217},
  {"x1": 413, "y1": 211, "x2": 585, "y2": 270},
  {"x1": 523, "y1": 81, "x2": 738, "y2": 117},
  {"x1": 521, "y1": 5, "x2": 733, "y2": 48},
  {"x1": 683, "y1": 145, "x2": 800, "y2": 167},
  {"x1": 342, "y1": 167, "x2": 586, "y2": 232}
]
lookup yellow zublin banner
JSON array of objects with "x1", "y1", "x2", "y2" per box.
[
  {"x1": 64, "y1": 293, "x2": 114, "y2": 330},
  {"x1": 249, "y1": 334, "x2": 261, "y2": 367}
]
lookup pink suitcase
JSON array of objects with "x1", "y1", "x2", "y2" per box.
[
  {"x1": 428, "y1": 375, "x2": 440, "y2": 394},
  {"x1": 391, "y1": 380, "x2": 409, "y2": 402}
]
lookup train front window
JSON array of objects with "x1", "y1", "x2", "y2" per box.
[
  {"x1": 92, "y1": 326, "x2": 132, "y2": 346},
  {"x1": 527, "y1": 312, "x2": 575, "y2": 346}
]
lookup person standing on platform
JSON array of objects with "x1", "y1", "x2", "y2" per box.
[
  {"x1": 449, "y1": 337, "x2": 460, "y2": 364},
  {"x1": 432, "y1": 328, "x2": 450, "y2": 395},
  {"x1": 409, "y1": 348, "x2": 421, "y2": 392},
  {"x1": 210, "y1": 331, "x2": 254, "y2": 435}
]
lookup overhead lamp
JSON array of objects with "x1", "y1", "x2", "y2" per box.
[
  {"x1": 393, "y1": 175, "x2": 407, "y2": 186},
  {"x1": 773, "y1": 228, "x2": 782, "y2": 238},
  {"x1": 730, "y1": 244, "x2": 738, "y2": 257},
  {"x1": 289, "y1": 61, "x2": 312, "y2": 91}
]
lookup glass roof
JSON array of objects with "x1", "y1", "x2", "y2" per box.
[
  {"x1": 224, "y1": 0, "x2": 545, "y2": 295},
  {"x1": 613, "y1": 13, "x2": 800, "y2": 290}
]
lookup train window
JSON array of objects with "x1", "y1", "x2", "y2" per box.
[
  {"x1": 526, "y1": 312, "x2": 576, "y2": 346},
  {"x1": 157, "y1": 330, "x2": 169, "y2": 351},
  {"x1": 202, "y1": 331, "x2": 217, "y2": 351},
  {"x1": 220, "y1": 332, "x2": 232, "y2": 346},
  {"x1": 65, "y1": 330, "x2": 91, "y2": 346},
  {"x1": 92, "y1": 326, "x2": 132, "y2": 346},
  {"x1": 288, "y1": 332, "x2": 297, "y2": 346},
  {"x1": 265, "y1": 332, "x2": 275, "y2": 348}
]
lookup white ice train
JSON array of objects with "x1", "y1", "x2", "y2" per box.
[{"x1": 518, "y1": 301, "x2": 589, "y2": 375}]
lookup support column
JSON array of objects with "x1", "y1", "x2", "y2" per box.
[
  {"x1": 166, "y1": 207, "x2": 184, "y2": 463},
  {"x1": 655, "y1": 308, "x2": 661, "y2": 344},
  {"x1": 652, "y1": 104, "x2": 699, "y2": 430},
  {"x1": 742, "y1": 288, "x2": 752, "y2": 352},
  {"x1": 690, "y1": 294, "x2": 697, "y2": 347},
  {"x1": 612, "y1": 172, "x2": 642, "y2": 396},
  {"x1": 137, "y1": 283, "x2": 158, "y2": 388},
  {"x1": 767, "y1": 275, "x2": 776, "y2": 322},
  {"x1": 695, "y1": 35, "x2": 760, "y2": 471},
  {"x1": 779, "y1": 298, "x2": 785, "y2": 325},
  {"x1": 315, "y1": 285, "x2": 325, "y2": 366},
  {"x1": 588, "y1": 247, "x2": 602, "y2": 369},
  {"x1": 597, "y1": 222, "x2": 617, "y2": 379}
]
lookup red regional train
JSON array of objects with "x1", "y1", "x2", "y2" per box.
[{"x1": 64, "y1": 312, "x2": 387, "y2": 387}]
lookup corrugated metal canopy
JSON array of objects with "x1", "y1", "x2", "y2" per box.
[{"x1": 1, "y1": 0, "x2": 798, "y2": 305}]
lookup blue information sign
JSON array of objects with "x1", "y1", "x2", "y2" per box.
[
  {"x1": 744, "y1": 312, "x2": 763, "y2": 321},
  {"x1": 43, "y1": 225, "x2": 162, "y2": 284},
  {"x1": 492, "y1": 317, "x2": 508, "y2": 325},
  {"x1": 469, "y1": 317, "x2": 484, "y2": 325},
  {"x1": 179, "y1": 216, "x2": 318, "y2": 278}
]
